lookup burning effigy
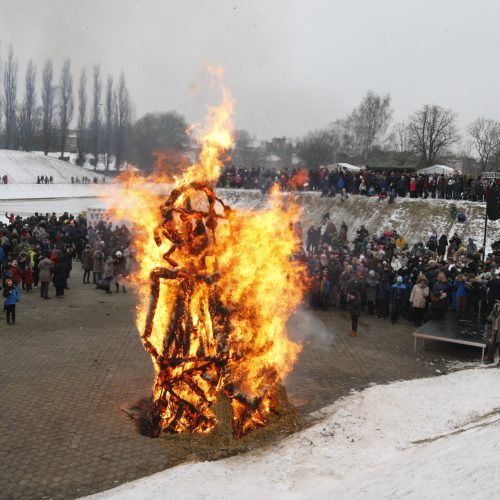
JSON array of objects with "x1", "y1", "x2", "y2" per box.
[{"x1": 112, "y1": 69, "x2": 305, "y2": 438}]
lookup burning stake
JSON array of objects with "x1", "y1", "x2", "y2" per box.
[{"x1": 140, "y1": 183, "x2": 278, "y2": 439}]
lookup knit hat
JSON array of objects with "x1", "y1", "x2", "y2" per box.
[{"x1": 397, "y1": 276, "x2": 403, "y2": 283}]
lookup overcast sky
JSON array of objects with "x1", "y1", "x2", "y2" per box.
[{"x1": 1, "y1": 0, "x2": 499, "y2": 140}]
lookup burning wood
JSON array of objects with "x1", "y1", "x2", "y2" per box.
[
  {"x1": 110, "y1": 70, "x2": 305, "y2": 439},
  {"x1": 138, "y1": 183, "x2": 297, "y2": 438}
]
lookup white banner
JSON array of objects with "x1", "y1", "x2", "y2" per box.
[{"x1": 86, "y1": 208, "x2": 111, "y2": 227}]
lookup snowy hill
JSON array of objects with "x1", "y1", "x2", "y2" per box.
[
  {"x1": 0, "y1": 150, "x2": 105, "y2": 184},
  {"x1": 219, "y1": 189, "x2": 500, "y2": 248}
]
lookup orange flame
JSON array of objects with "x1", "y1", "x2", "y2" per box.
[
  {"x1": 289, "y1": 169, "x2": 309, "y2": 190},
  {"x1": 109, "y1": 70, "x2": 305, "y2": 438}
]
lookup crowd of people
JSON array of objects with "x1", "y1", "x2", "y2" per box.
[
  {"x1": 217, "y1": 165, "x2": 491, "y2": 202},
  {"x1": 35, "y1": 175, "x2": 106, "y2": 184},
  {"x1": 1, "y1": 202, "x2": 498, "y2": 362},
  {"x1": 0, "y1": 212, "x2": 133, "y2": 325},
  {"x1": 70, "y1": 176, "x2": 106, "y2": 184},
  {"x1": 302, "y1": 215, "x2": 500, "y2": 358},
  {"x1": 36, "y1": 175, "x2": 54, "y2": 184}
]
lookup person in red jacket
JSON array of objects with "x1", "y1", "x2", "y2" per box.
[{"x1": 409, "y1": 177, "x2": 417, "y2": 198}]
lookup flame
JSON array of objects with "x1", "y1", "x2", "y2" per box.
[
  {"x1": 110, "y1": 70, "x2": 305, "y2": 438},
  {"x1": 288, "y1": 169, "x2": 309, "y2": 190}
]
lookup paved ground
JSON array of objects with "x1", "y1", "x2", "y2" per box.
[{"x1": 0, "y1": 267, "x2": 480, "y2": 499}]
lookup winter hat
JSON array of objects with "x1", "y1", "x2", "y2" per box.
[
  {"x1": 396, "y1": 276, "x2": 403, "y2": 284},
  {"x1": 115, "y1": 251, "x2": 123, "y2": 257}
]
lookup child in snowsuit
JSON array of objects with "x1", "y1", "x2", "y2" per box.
[{"x1": 3, "y1": 277, "x2": 20, "y2": 325}]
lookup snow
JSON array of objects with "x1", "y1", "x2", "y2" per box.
[
  {"x1": 86, "y1": 367, "x2": 500, "y2": 500},
  {"x1": 0, "y1": 149, "x2": 105, "y2": 184}
]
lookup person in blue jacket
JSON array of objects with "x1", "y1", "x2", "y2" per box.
[
  {"x1": 390, "y1": 276, "x2": 407, "y2": 324},
  {"x1": 3, "y1": 277, "x2": 20, "y2": 325}
]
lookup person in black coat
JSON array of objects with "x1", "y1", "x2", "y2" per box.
[
  {"x1": 60, "y1": 245, "x2": 72, "y2": 289},
  {"x1": 437, "y1": 234, "x2": 448, "y2": 259},
  {"x1": 52, "y1": 257, "x2": 67, "y2": 297},
  {"x1": 346, "y1": 276, "x2": 363, "y2": 337}
]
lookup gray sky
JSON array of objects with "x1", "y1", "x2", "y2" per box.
[{"x1": 1, "y1": 0, "x2": 499, "y2": 140}]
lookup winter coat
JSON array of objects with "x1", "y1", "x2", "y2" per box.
[
  {"x1": 488, "y1": 277, "x2": 500, "y2": 303},
  {"x1": 466, "y1": 242, "x2": 477, "y2": 257},
  {"x1": 454, "y1": 280, "x2": 466, "y2": 298},
  {"x1": 104, "y1": 257, "x2": 114, "y2": 279},
  {"x1": 346, "y1": 279, "x2": 363, "y2": 316},
  {"x1": 409, "y1": 283, "x2": 429, "y2": 309},
  {"x1": 52, "y1": 261, "x2": 67, "y2": 288},
  {"x1": 365, "y1": 276, "x2": 379, "y2": 302},
  {"x1": 390, "y1": 283, "x2": 407, "y2": 306},
  {"x1": 81, "y1": 249, "x2": 93, "y2": 270},
  {"x1": 437, "y1": 235, "x2": 448, "y2": 255},
  {"x1": 377, "y1": 281, "x2": 391, "y2": 301},
  {"x1": 92, "y1": 250, "x2": 105, "y2": 273},
  {"x1": 3, "y1": 284, "x2": 19, "y2": 305},
  {"x1": 113, "y1": 256, "x2": 127, "y2": 278},
  {"x1": 38, "y1": 257, "x2": 54, "y2": 283}
]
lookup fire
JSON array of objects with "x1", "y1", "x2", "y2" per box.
[{"x1": 111, "y1": 70, "x2": 305, "y2": 438}]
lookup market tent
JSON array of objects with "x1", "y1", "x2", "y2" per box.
[
  {"x1": 418, "y1": 165, "x2": 454, "y2": 175},
  {"x1": 335, "y1": 162, "x2": 361, "y2": 172}
]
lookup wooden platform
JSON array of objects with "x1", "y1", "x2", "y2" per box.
[{"x1": 413, "y1": 316, "x2": 487, "y2": 363}]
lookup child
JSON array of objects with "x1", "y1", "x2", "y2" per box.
[{"x1": 3, "y1": 278, "x2": 20, "y2": 325}]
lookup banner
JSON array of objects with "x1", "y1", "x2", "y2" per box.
[{"x1": 86, "y1": 207, "x2": 111, "y2": 227}]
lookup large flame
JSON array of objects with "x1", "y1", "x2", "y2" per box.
[{"x1": 110, "y1": 69, "x2": 304, "y2": 438}]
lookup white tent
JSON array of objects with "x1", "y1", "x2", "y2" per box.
[
  {"x1": 418, "y1": 165, "x2": 454, "y2": 175},
  {"x1": 335, "y1": 162, "x2": 361, "y2": 172}
]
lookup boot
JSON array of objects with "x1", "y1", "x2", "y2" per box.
[{"x1": 349, "y1": 330, "x2": 357, "y2": 337}]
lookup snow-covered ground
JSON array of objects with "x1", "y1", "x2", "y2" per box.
[
  {"x1": 40, "y1": 151, "x2": 122, "y2": 173},
  {"x1": 0, "y1": 149, "x2": 104, "y2": 184},
  {"x1": 87, "y1": 367, "x2": 500, "y2": 500}
]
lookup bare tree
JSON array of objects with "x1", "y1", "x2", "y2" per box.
[
  {"x1": 408, "y1": 104, "x2": 459, "y2": 167},
  {"x1": 131, "y1": 111, "x2": 188, "y2": 171},
  {"x1": 389, "y1": 121, "x2": 413, "y2": 165},
  {"x1": 58, "y1": 59, "x2": 74, "y2": 157},
  {"x1": 2, "y1": 45, "x2": 18, "y2": 149},
  {"x1": 19, "y1": 59, "x2": 37, "y2": 151},
  {"x1": 104, "y1": 75, "x2": 113, "y2": 171},
  {"x1": 296, "y1": 129, "x2": 339, "y2": 168},
  {"x1": 41, "y1": 59, "x2": 55, "y2": 155},
  {"x1": 90, "y1": 65, "x2": 102, "y2": 169},
  {"x1": 114, "y1": 70, "x2": 131, "y2": 170},
  {"x1": 77, "y1": 67, "x2": 87, "y2": 165},
  {"x1": 349, "y1": 90, "x2": 392, "y2": 160},
  {"x1": 467, "y1": 117, "x2": 500, "y2": 172}
]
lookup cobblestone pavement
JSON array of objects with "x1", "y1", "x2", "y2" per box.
[{"x1": 0, "y1": 268, "x2": 479, "y2": 499}]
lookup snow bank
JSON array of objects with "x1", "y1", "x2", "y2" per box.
[
  {"x1": 0, "y1": 149, "x2": 106, "y2": 184},
  {"x1": 86, "y1": 368, "x2": 500, "y2": 500},
  {"x1": 219, "y1": 189, "x2": 500, "y2": 248}
]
